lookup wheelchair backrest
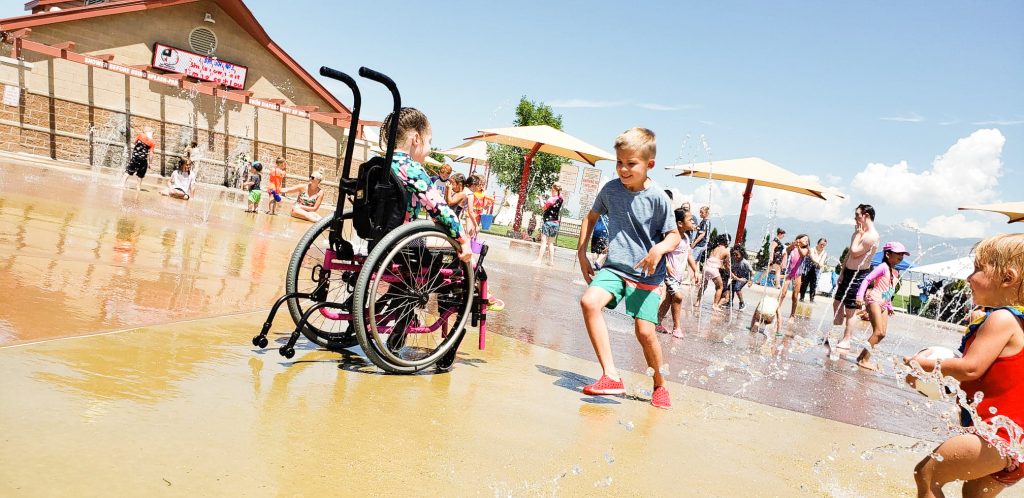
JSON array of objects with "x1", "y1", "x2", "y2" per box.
[{"x1": 352, "y1": 156, "x2": 408, "y2": 241}]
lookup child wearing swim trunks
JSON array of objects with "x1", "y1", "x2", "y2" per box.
[
  {"x1": 577, "y1": 127, "x2": 679, "y2": 409},
  {"x1": 905, "y1": 234, "x2": 1024, "y2": 496},
  {"x1": 243, "y1": 161, "x2": 262, "y2": 213},
  {"x1": 121, "y1": 127, "x2": 155, "y2": 191},
  {"x1": 266, "y1": 157, "x2": 286, "y2": 215},
  {"x1": 854, "y1": 241, "x2": 909, "y2": 371}
]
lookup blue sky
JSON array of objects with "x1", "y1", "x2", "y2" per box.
[{"x1": 7, "y1": 1, "x2": 1022, "y2": 236}]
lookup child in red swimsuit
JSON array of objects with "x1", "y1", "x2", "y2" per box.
[{"x1": 906, "y1": 233, "x2": 1024, "y2": 496}]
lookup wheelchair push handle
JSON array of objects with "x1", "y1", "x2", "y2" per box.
[
  {"x1": 359, "y1": 66, "x2": 401, "y2": 165},
  {"x1": 319, "y1": 66, "x2": 357, "y2": 89},
  {"x1": 358, "y1": 67, "x2": 397, "y2": 94}
]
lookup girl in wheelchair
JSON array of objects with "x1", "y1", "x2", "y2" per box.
[{"x1": 380, "y1": 107, "x2": 473, "y2": 262}]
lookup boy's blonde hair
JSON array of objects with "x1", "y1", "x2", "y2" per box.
[
  {"x1": 974, "y1": 233, "x2": 1024, "y2": 302},
  {"x1": 614, "y1": 127, "x2": 656, "y2": 160}
]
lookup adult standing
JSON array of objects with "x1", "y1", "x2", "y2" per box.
[
  {"x1": 284, "y1": 170, "x2": 325, "y2": 222},
  {"x1": 691, "y1": 206, "x2": 711, "y2": 264},
  {"x1": 767, "y1": 228, "x2": 787, "y2": 288},
  {"x1": 534, "y1": 183, "x2": 564, "y2": 265},
  {"x1": 680, "y1": 201, "x2": 698, "y2": 242},
  {"x1": 800, "y1": 238, "x2": 828, "y2": 302},
  {"x1": 830, "y1": 204, "x2": 880, "y2": 350}
]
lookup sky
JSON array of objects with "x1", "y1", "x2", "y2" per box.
[{"x1": 7, "y1": 1, "x2": 1022, "y2": 237}]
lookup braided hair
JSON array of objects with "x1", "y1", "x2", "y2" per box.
[{"x1": 379, "y1": 107, "x2": 430, "y2": 149}]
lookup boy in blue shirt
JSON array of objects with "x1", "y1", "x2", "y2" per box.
[{"x1": 576, "y1": 128, "x2": 680, "y2": 409}]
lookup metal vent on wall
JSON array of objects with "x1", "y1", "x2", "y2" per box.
[
  {"x1": 188, "y1": 27, "x2": 218, "y2": 55},
  {"x1": 85, "y1": 0, "x2": 106, "y2": 5}
]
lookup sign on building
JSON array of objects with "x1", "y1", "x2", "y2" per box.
[
  {"x1": 151, "y1": 43, "x2": 249, "y2": 89},
  {"x1": 557, "y1": 163, "x2": 579, "y2": 192}
]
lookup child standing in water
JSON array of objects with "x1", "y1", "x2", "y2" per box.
[
  {"x1": 779, "y1": 234, "x2": 810, "y2": 320},
  {"x1": 243, "y1": 161, "x2": 262, "y2": 213},
  {"x1": 577, "y1": 127, "x2": 679, "y2": 408},
  {"x1": 854, "y1": 241, "x2": 909, "y2": 370},
  {"x1": 266, "y1": 157, "x2": 286, "y2": 215},
  {"x1": 657, "y1": 207, "x2": 699, "y2": 338},
  {"x1": 906, "y1": 233, "x2": 1024, "y2": 497},
  {"x1": 379, "y1": 107, "x2": 471, "y2": 262},
  {"x1": 697, "y1": 235, "x2": 732, "y2": 311},
  {"x1": 121, "y1": 127, "x2": 155, "y2": 191}
]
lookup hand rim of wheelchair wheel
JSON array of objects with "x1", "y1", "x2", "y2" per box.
[{"x1": 357, "y1": 221, "x2": 474, "y2": 371}]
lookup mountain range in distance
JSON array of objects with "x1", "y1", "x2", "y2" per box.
[{"x1": 706, "y1": 214, "x2": 978, "y2": 267}]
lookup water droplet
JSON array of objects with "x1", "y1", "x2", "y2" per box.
[
  {"x1": 593, "y1": 477, "x2": 613, "y2": 488},
  {"x1": 618, "y1": 420, "x2": 635, "y2": 431},
  {"x1": 660, "y1": 364, "x2": 670, "y2": 376},
  {"x1": 637, "y1": 389, "x2": 652, "y2": 398},
  {"x1": 989, "y1": 406, "x2": 998, "y2": 414},
  {"x1": 604, "y1": 451, "x2": 615, "y2": 464},
  {"x1": 571, "y1": 464, "x2": 582, "y2": 475},
  {"x1": 931, "y1": 453, "x2": 945, "y2": 462},
  {"x1": 723, "y1": 333, "x2": 734, "y2": 345},
  {"x1": 699, "y1": 376, "x2": 709, "y2": 385},
  {"x1": 860, "y1": 451, "x2": 874, "y2": 461},
  {"x1": 645, "y1": 367, "x2": 655, "y2": 377}
]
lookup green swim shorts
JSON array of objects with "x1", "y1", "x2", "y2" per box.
[
  {"x1": 248, "y1": 190, "x2": 262, "y2": 204},
  {"x1": 588, "y1": 269, "x2": 661, "y2": 324}
]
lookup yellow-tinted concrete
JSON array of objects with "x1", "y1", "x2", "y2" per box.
[{"x1": 1, "y1": 311, "x2": 925, "y2": 497}]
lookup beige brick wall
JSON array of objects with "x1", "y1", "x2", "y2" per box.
[{"x1": 0, "y1": 1, "x2": 372, "y2": 190}]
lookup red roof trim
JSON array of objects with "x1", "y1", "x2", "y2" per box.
[{"x1": 2, "y1": 0, "x2": 350, "y2": 116}]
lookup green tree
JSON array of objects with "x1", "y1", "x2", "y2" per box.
[
  {"x1": 487, "y1": 96, "x2": 565, "y2": 211},
  {"x1": 709, "y1": 228, "x2": 719, "y2": 247},
  {"x1": 423, "y1": 148, "x2": 446, "y2": 176},
  {"x1": 756, "y1": 234, "x2": 770, "y2": 269}
]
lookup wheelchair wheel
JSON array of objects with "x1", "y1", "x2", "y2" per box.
[
  {"x1": 286, "y1": 211, "x2": 367, "y2": 350},
  {"x1": 353, "y1": 220, "x2": 474, "y2": 373}
]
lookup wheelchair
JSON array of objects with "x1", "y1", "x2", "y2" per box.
[{"x1": 250, "y1": 67, "x2": 492, "y2": 374}]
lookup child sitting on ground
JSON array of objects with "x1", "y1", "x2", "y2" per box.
[
  {"x1": 656, "y1": 207, "x2": 699, "y2": 338},
  {"x1": 905, "y1": 233, "x2": 1024, "y2": 497},
  {"x1": 750, "y1": 295, "x2": 782, "y2": 336},
  {"x1": 576, "y1": 127, "x2": 679, "y2": 409},
  {"x1": 243, "y1": 161, "x2": 262, "y2": 213},
  {"x1": 160, "y1": 158, "x2": 196, "y2": 200},
  {"x1": 854, "y1": 241, "x2": 909, "y2": 371}
]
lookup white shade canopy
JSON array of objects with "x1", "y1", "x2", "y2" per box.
[
  {"x1": 906, "y1": 257, "x2": 974, "y2": 280},
  {"x1": 665, "y1": 157, "x2": 846, "y2": 200},
  {"x1": 439, "y1": 140, "x2": 489, "y2": 163},
  {"x1": 465, "y1": 125, "x2": 615, "y2": 165}
]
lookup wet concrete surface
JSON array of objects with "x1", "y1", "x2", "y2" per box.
[{"x1": 1, "y1": 157, "x2": 1013, "y2": 496}]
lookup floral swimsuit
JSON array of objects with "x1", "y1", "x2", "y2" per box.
[{"x1": 390, "y1": 151, "x2": 464, "y2": 242}]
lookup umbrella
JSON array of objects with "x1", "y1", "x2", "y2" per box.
[
  {"x1": 666, "y1": 157, "x2": 845, "y2": 245},
  {"x1": 958, "y1": 202, "x2": 1024, "y2": 224},
  {"x1": 465, "y1": 125, "x2": 615, "y2": 231},
  {"x1": 440, "y1": 140, "x2": 490, "y2": 179},
  {"x1": 870, "y1": 251, "x2": 913, "y2": 272}
]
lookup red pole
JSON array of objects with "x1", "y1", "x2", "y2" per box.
[
  {"x1": 735, "y1": 178, "x2": 755, "y2": 246},
  {"x1": 512, "y1": 143, "x2": 543, "y2": 233}
]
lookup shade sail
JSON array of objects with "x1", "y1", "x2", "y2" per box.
[
  {"x1": 465, "y1": 125, "x2": 614, "y2": 166},
  {"x1": 905, "y1": 257, "x2": 974, "y2": 280},
  {"x1": 959, "y1": 202, "x2": 1024, "y2": 224},
  {"x1": 439, "y1": 140, "x2": 489, "y2": 163},
  {"x1": 665, "y1": 157, "x2": 846, "y2": 200}
]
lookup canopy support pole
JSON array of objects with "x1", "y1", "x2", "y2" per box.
[
  {"x1": 735, "y1": 178, "x2": 755, "y2": 246},
  {"x1": 512, "y1": 143, "x2": 543, "y2": 233}
]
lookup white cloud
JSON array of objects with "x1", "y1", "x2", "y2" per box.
[
  {"x1": 938, "y1": 120, "x2": 959, "y2": 126},
  {"x1": 548, "y1": 99, "x2": 624, "y2": 108},
  {"x1": 919, "y1": 214, "x2": 988, "y2": 238},
  {"x1": 972, "y1": 119, "x2": 1024, "y2": 126},
  {"x1": 637, "y1": 103, "x2": 698, "y2": 111},
  {"x1": 880, "y1": 112, "x2": 925, "y2": 123},
  {"x1": 851, "y1": 128, "x2": 1005, "y2": 209}
]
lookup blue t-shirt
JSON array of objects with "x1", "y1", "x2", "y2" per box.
[{"x1": 591, "y1": 179, "x2": 675, "y2": 286}]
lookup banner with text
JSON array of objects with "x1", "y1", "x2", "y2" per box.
[{"x1": 152, "y1": 43, "x2": 248, "y2": 90}]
